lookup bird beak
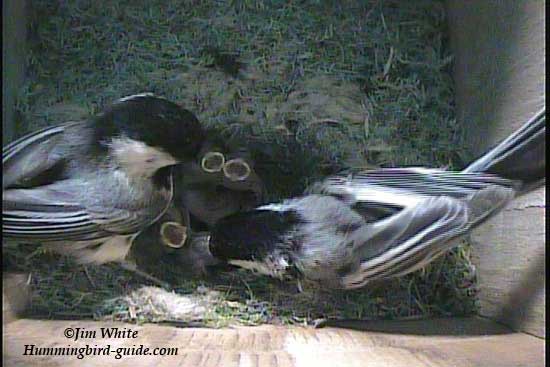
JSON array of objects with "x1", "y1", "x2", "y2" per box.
[
  {"x1": 200, "y1": 151, "x2": 226, "y2": 173},
  {"x1": 183, "y1": 232, "x2": 220, "y2": 272},
  {"x1": 160, "y1": 221, "x2": 188, "y2": 248},
  {"x1": 222, "y1": 158, "x2": 252, "y2": 182}
]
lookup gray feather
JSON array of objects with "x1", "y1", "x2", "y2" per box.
[
  {"x1": 3, "y1": 121, "x2": 173, "y2": 257},
  {"x1": 293, "y1": 174, "x2": 517, "y2": 288}
]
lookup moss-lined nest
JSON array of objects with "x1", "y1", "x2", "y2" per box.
[{"x1": 7, "y1": 0, "x2": 478, "y2": 327}]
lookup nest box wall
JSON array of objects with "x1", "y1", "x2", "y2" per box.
[{"x1": 446, "y1": 0, "x2": 545, "y2": 338}]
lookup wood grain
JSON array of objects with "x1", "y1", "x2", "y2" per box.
[
  {"x1": 446, "y1": 0, "x2": 545, "y2": 337},
  {"x1": 3, "y1": 318, "x2": 544, "y2": 367}
]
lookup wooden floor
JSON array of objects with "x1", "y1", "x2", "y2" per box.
[{"x1": 3, "y1": 317, "x2": 544, "y2": 367}]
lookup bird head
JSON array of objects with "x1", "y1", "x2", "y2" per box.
[
  {"x1": 209, "y1": 207, "x2": 301, "y2": 279},
  {"x1": 93, "y1": 93, "x2": 206, "y2": 177},
  {"x1": 173, "y1": 131, "x2": 262, "y2": 187},
  {"x1": 130, "y1": 205, "x2": 220, "y2": 278}
]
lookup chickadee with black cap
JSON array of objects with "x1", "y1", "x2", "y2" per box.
[
  {"x1": 208, "y1": 108, "x2": 545, "y2": 289},
  {"x1": 2, "y1": 93, "x2": 208, "y2": 282}
]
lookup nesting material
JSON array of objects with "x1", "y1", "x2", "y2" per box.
[
  {"x1": 9, "y1": 0, "x2": 477, "y2": 326},
  {"x1": 116, "y1": 286, "x2": 221, "y2": 324}
]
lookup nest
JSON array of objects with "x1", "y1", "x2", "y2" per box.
[{"x1": 8, "y1": 0, "x2": 478, "y2": 326}]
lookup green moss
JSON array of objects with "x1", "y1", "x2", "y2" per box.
[{"x1": 8, "y1": 0, "x2": 477, "y2": 326}]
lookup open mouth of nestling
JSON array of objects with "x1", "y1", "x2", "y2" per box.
[{"x1": 200, "y1": 151, "x2": 252, "y2": 182}]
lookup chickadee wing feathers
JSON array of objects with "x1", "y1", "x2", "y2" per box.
[
  {"x1": 313, "y1": 167, "x2": 516, "y2": 212},
  {"x1": 2, "y1": 122, "x2": 82, "y2": 190},
  {"x1": 3, "y1": 181, "x2": 157, "y2": 242},
  {"x1": 344, "y1": 180, "x2": 514, "y2": 288},
  {"x1": 343, "y1": 196, "x2": 472, "y2": 288}
]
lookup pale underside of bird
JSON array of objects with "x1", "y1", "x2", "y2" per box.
[{"x1": 2, "y1": 119, "x2": 174, "y2": 263}]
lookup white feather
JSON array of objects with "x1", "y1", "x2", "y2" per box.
[
  {"x1": 117, "y1": 93, "x2": 156, "y2": 102},
  {"x1": 109, "y1": 137, "x2": 176, "y2": 179},
  {"x1": 257, "y1": 203, "x2": 293, "y2": 212}
]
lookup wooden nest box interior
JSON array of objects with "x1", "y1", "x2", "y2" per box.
[{"x1": 3, "y1": 1, "x2": 544, "y2": 366}]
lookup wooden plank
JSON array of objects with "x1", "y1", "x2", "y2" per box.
[
  {"x1": 2, "y1": 273, "x2": 31, "y2": 324},
  {"x1": 3, "y1": 319, "x2": 544, "y2": 367},
  {"x1": 446, "y1": 0, "x2": 545, "y2": 337}
]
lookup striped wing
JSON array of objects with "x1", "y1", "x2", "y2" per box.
[
  {"x1": 307, "y1": 168, "x2": 517, "y2": 288},
  {"x1": 3, "y1": 122, "x2": 173, "y2": 243},
  {"x1": 342, "y1": 195, "x2": 471, "y2": 288},
  {"x1": 2, "y1": 182, "x2": 168, "y2": 242},
  {"x1": 310, "y1": 167, "x2": 518, "y2": 215},
  {"x1": 2, "y1": 122, "x2": 86, "y2": 190}
]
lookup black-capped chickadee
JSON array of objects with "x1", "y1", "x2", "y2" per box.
[
  {"x1": 2, "y1": 93, "x2": 208, "y2": 275},
  {"x1": 209, "y1": 108, "x2": 545, "y2": 289}
]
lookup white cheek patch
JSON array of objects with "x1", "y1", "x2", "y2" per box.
[{"x1": 110, "y1": 137, "x2": 177, "y2": 178}]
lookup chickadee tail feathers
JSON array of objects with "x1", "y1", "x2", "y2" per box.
[{"x1": 464, "y1": 107, "x2": 546, "y2": 195}]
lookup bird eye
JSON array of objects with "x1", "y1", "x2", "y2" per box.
[
  {"x1": 160, "y1": 222, "x2": 188, "y2": 248},
  {"x1": 223, "y1": 158, "x2": 251, "y2": 181},
  {"x1": 201, "y1": 152, "x2": 225, "y2": 173}
]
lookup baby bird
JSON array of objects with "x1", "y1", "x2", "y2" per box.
[
  {"x1": 128, "y1": 134, "x2": 266, "y2": 284},
  {"x1": 129, "y1": 204, "x2": 219, "y2": 283},
  {"x1": 173, "y1": 133, "x2": 265, "y2": 229}
]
